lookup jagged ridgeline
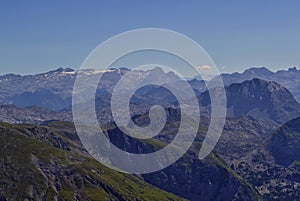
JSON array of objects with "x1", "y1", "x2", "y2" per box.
[{"x1": 0, "y1": 67, "x2": 299, "y2": 110}]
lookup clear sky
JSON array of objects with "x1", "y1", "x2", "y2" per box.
[{"x1": 1, "y1": 0, "x2": 300, "y2": 75}]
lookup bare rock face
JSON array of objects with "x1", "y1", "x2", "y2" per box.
[
  {"x1": 210, "y1": 67, "x2": 300, "y2": 103},
  {"x1": 199, "y1": 78, "x2": 300, "y2": 124}
]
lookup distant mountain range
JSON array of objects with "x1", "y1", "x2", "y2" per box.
[
  {"x1": 0, "y1": 67, "x2": 299, "y2": 126},
  {"x1": 0, "y1": 66, "x2": 299, "y2": 111},
  {"x1": 0, "y1": 68, "x2": 76, "y2": 110},
  {"x1": 0, "y1": 67, "x2": 180, "y2": 110}
]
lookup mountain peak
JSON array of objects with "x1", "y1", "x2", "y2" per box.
[
  {"x1": 217, "y1": 66, "x2": 300, "y2": 102},
  {"x1": 288, "y1": 66, "x2": 298, "y2": 72},
  {"x1": 243, "y1": 67, "x2": 274, "y2": 76},
  {"x1": 53, "y1": 67, "x2": 75, "y2": 73},
  {"x1": 224, "y1": 78, "x2": 300, "y2": 124}
]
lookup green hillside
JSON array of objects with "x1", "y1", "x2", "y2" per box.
[{"x1": 0, "y1": 122, "x2": 186, "y2": 201}]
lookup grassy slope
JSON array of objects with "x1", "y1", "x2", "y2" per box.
[{"x1": 0, "y1": 122, "x2": 186, "y2": 201}]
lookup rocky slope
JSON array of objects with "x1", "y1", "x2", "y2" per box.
[
  {"x1": 102, "y1": 109, "x2": 263, "y2": 201},
  {"x1": 122, "y1": 109, "x2": 300, "y2": 200},
  {"x1": 267, "y1": 117, "x2": 300, "y2": 167}
]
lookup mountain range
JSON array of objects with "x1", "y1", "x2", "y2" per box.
[
  {"x1": 0, "y1": 66, "x2": 300, "y2": 200},
  {"x1": 0, "y1": 66, "x2": 299, "y2": 111}
]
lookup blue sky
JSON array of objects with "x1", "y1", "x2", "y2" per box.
[{"x1": 0, "y1": 0, "x2": 300, "y2": 75}]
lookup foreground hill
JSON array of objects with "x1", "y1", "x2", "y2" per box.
[
  {"x1": 0, "y1": 121, "x2": 185, "y2": 201},
  {"x1": 1, "y1": 108, "x2": 300, "y2": 200},
  {"x1": 0, "y1": 117, "x2": 262, "y2": 201}
]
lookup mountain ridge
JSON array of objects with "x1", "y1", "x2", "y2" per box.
[
  {"x1": 199, "y1": 78, "x2": 300, "y2": 124},
  {"x1": 212, "y1": 66, "x2": 300, "y2": 102}
]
